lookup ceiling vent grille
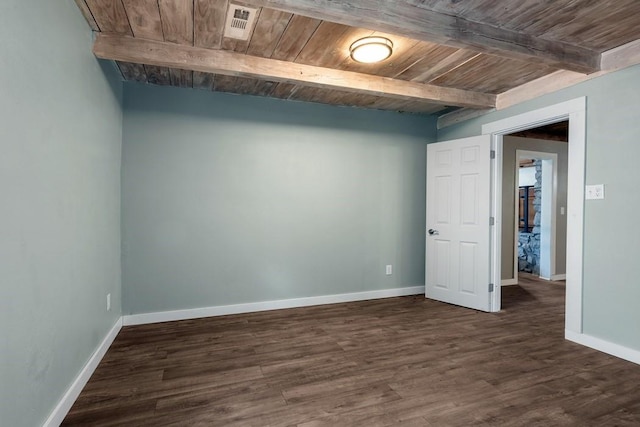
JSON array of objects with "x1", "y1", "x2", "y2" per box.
[{"x1": 224, "y1": 5, "x2": 258, "y2": 40}]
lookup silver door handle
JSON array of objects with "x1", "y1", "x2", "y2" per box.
[{"x1": 428, "y1": 229, "x2": 439, "y2": 236}]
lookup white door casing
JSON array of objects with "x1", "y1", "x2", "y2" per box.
[
  {"x1": 483, "y1": 97, "x2": 586, "y2": 333},
  {"x1": 426, "y1": 135, "x2": 492, "y2": 312}
]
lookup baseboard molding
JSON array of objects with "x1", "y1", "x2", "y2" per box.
[
  {"x1": 44, "y1": 318, "x2": 123, "y2": 427},
  {"x1": 123, "y1": 286, "x2": 425, "y2": 326},
  {"x1": 539, "y1": 274, "x2": 566, "y2": 281},
  {"x1": 501, "y1": 278, "x2": 518, "y2": 286},
  {"x1": 565, "y1": 330, "x2": 640, "y2": 365}
]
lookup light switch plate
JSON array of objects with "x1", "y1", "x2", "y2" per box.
[{"x1": 585, "y1": 184, "x2": 605, "y2": 200}]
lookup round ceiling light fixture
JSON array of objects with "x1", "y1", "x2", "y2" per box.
[{"x1": 349, "y1": 37, "x2": 393, "y2": 63}]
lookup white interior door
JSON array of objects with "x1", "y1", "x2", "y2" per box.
[{"x1": 426, "y1": 135, "x2": 492, "y2": 312}]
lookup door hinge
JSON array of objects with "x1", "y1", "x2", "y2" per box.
[
  {"x1": 489, "y1": 216, "x2": 495, "y2": 226},
  {"x1": 489, "y1": 283, "x2": 494, "y2": 292},
  {"x1": 490, "y1": 150, "x2": 496, "y2": 159}
]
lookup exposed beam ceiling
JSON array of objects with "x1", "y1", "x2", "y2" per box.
[
  {"x1": 93, "y1": 33, "x2": 497, "y2": 109},
  {"x1": 75, "y1": 0, "x2": 640, "y2": 121},
  {"x1": 247, "y1": 0, "x2": 601, "y2": 74},
  {"x1": 438, "y1": 38, "x2": 640, "y2": 128}
]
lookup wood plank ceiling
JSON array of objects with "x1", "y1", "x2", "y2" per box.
[{"x1": 75, "y1": 0, "x2": 640, "y2": 116}]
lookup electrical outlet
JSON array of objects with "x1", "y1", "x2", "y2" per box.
[
  {"x1": 106, "y1": 293, "x2": 111, "y2": 311},
  {"x1": 585, "y1": 184, "x2": 605, "y2": 200},
  {"x1": 385, "y1": 265, "x2": 393, "y2": 275}
]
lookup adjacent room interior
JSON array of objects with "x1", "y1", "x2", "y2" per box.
[
  {"x1": 503, "y1": 122, "x2": 569, "y2": 286},
  {"x1": 3, "y1": 1, "x2": 640, "y2": 426}
]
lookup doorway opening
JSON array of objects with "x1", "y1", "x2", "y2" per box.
[
  {"x1": 501, "y1": 122, "x2": 569, "y2": 286},
  {"x1": 482, "y1": 97, "x2": 585, "y2": 337}
]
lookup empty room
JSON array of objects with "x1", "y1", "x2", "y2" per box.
[{"x1": 3, "y1": 1, "x2": 640, "y2": 426}]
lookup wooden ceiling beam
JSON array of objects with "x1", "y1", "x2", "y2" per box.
[
  {"x1": 497, "y1": 39, "x2": 640, "y2": 111},
  {"x1": 246, "y1": 0, "x2": 600, "y2": 74},
  {"x1": 438, "y1": 38, "x2": 640, "y2": 129},
  {"x1": 93, "y1": 33, "x2": 496, "y2": 109}
]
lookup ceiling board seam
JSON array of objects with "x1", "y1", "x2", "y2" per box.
[
  {"x1": 156, "y1": 0, "x2": 166, "y2": 41},
  {"x1": 192, "y1": 0, "x2": 195, "y2": 46},
  {"x1": 268, "y1": 13, "x2": 294, "y2": 59},
  {"x1": 291, "y1": 19, "x2": 323, "y2": 64},
  {"x1": 77, "y1": 0, "x2": 101, "y2": 32},
  {"x1": 389, "y1": 40, "x2": 427, "y2": 79},
  {"x1": 245, "y1": 8, "x2": 271, "y2": 57},
  {"x1": 247, "y1": 7, "x2": 264, "y2": 53},
  {"x1": 426, "y1": 53, "x2": 482, "y2": 83},
  {"x1": 118, "y1": 0, "x2": 133, "y2": 37}
]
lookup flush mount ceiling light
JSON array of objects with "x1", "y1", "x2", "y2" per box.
[{"x1": 349, "y1": 37, "x2": 393, "y2": 63}]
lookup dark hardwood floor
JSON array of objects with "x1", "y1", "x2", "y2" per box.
[{"x1": 63, "y1": 276, "x2": 640, "y2": 426}]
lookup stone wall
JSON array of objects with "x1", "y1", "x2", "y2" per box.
[{"x1": 518, "y1": 160, "x2": 542, "y2": 274}]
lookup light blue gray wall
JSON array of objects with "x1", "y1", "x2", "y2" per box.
[
  {"x1": 439, "y1": 64, "x2": 640, "y2": 351},
  {"x1": 0, "y1": 1, "x2": 123, "y2": 426},
  {"x1": 122, "y1": 84, "x2": 435, "y2": 315}
]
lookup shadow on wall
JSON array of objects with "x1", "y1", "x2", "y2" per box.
[
  {"x1": 122, "y1": 82, "x2": 436, "y2": 137},
  {"x1": 99, "y1": 60, "x2": 124, "y2": 106}
]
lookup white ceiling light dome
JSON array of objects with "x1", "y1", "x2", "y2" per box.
[{"x1": 350, "y1": 37, "x2": 393, "y2": 63}]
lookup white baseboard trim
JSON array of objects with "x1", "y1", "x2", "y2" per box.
[
  {"x1": 123, "y1": 286, "x2": 425, "y2": 326},
  {"x1": 44, "y1": 318, "x2": 123, "y2": 427},
  {"x1": 551, "y1": 274, "x2": 566, "y2": 281},
  {"x1": 501, "y1": 278, "x2": 518, "y2": 286},
  {"x1": 565, "y1": 330, "x2": 640, "y2": 365}
]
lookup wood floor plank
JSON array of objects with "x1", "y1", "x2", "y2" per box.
[{"x1": 63, "y1": 275, "x2": 640, "y2": 425}]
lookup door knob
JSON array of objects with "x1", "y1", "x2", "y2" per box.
[{"x1": 428, "y1": 229, "x2": 439, "y2": 235}]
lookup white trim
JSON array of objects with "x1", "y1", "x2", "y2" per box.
[
  {"x1": 565, "y1": 104, "x2": 586, "y2": 334},
  {"x1": 489, "y1": 135, "x2": 503, "y2": 311},
  {"x1": 566, "y1": 330, "x2": 640, "y2": 366},
  {"x1": 511, "y1": 154, "x2": 519, "y2": 284},
  {"x1": 526, "y1": 274, "x2": 566, "y2": 282},
  {"x1": 123, "y1": 286, "x2": 425, "y2": 326},
  {"x1": 482, "y1": 97, "x2": 586, "y2": 332},
  {"x1": 43, "y1": 318, "x2": 123, "y2": 427},
  {"x1": 501, "y1": 278, "x2": 518, "y2": 286},
  {"x1": 482, "y1": 98, "x2": 585, "y2": 135}
]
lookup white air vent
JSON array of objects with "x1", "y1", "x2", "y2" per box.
[{"x1": 224, "y1": 5, "x2": 258, "y2": 40}]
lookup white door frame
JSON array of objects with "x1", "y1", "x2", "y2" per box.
[
  {"x1": 482, "y1": 97, "x2": 586, "y2": 335},
  {"x1": 515, "y1": 150, "x2": 558, "y2": 281}
]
